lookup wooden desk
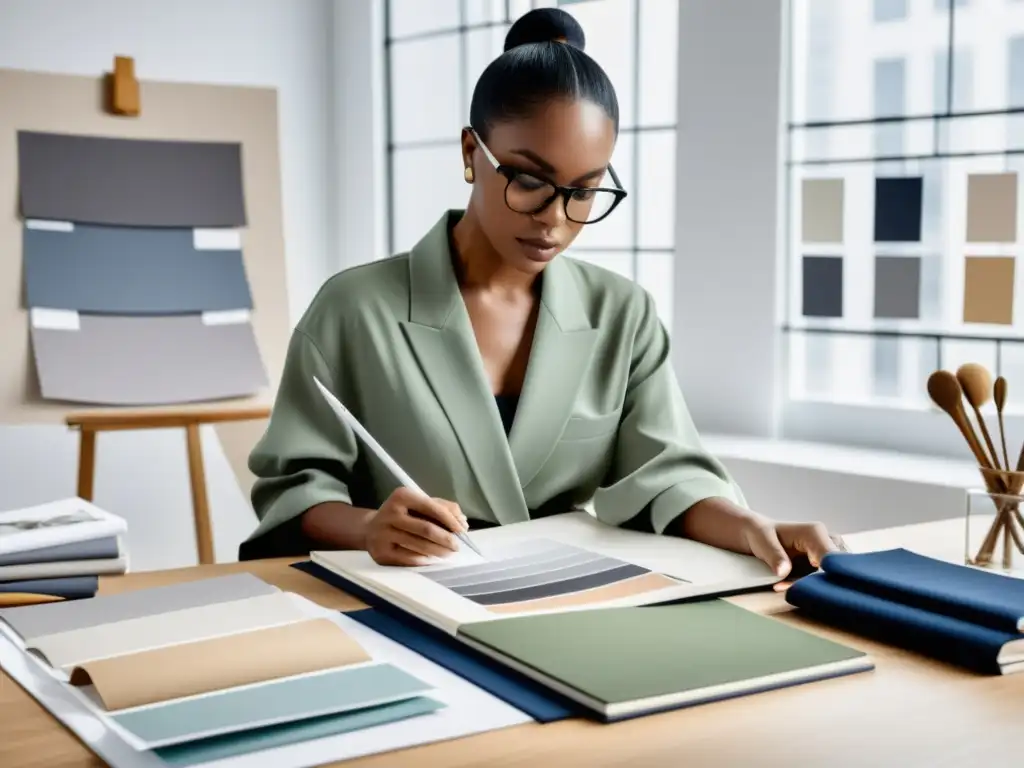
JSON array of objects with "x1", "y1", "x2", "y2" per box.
[{"x1": 3, "y1": 518, "x2": 1022, "y2": 768}]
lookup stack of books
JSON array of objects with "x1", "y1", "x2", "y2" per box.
[{"x1": 0, "y1": 497, "x2": 128, "y2": 605}]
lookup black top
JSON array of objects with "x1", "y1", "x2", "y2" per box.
[{"x1": 494, "y1": 393, "x2": 520, "y2": 436}]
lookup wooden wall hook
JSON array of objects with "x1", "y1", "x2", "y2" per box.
[{"x1": 107, "y1": 55, "x2": 140, "y2": 116}]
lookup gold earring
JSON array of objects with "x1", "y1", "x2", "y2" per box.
[{"x1": 464, "y1": 166, "x2": 474, "y2": 183}]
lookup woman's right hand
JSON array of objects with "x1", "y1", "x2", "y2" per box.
[{"x1": 364, "y1": 487, "x2": 469, "y2": 566}]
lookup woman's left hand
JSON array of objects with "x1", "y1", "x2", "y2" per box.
[{"x1": 741, "y1": 519, "x2": 848, "y2": 590}]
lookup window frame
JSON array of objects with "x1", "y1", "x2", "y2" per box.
[
  {"x1": 382, "y1": 0, "x2": 680, "y2": 328},
  {"x1": 778, "y1": 0, "x2": 1024, "y2": 459}
]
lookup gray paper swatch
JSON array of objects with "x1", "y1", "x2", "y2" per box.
[
  {"x1": 802, "y1": 255, "x2": 844, "y2": 318},
  {"x1": 801, "y1": 178, "x2": 844, "y2": 243},
  {"x1": 0, "y1": 573, "x2": 276, "y2": 641},
  {"x1": 31, "y1": 313, "x2": 269, "y2": 406},
  {"x1": 23, "y1": 224, "x2": 252, "y2": 314},
  {"x1": 113, "y1": 663, "x2": 434, "y2": 748},
  {"x1": 874, "y1": 256, "x2": 921, "y2": 319},
  {"x1": 17, "y1": 131, "x2": 246, "y2": 227},
  {"x1": 0, "y1": 536, "x2": 119, "y2": 567}
]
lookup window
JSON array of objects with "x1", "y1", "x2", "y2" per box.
[
  {"x1": 783, "y1": 0, "x2": 1024, "y2": 453},
  {"x1": 383, "y1": 0, "x2": 679, "y2": 329}
]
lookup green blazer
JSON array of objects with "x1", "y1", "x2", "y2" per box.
[{"x1": 239, "y1": 210, "x2": 745, "y2": 559}]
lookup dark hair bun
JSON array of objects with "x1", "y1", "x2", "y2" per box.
[{"x1": 503, "y1": 7, "x2": 586, "y2": 52}]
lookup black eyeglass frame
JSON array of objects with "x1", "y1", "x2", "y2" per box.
[{"x1": 468, "y1": 127, "x2": 628, "y2": 225}]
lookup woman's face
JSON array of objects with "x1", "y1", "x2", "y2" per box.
[{"x1": 463, "y1": 98, "x2": 617, "y2": 275}]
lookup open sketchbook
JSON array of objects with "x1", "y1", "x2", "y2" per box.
[
  {"x1": 0, "y1": 572, "x2": 531, "y2": 767},
  {"x1": 311, "y1": 519, "x2": 871, "y2": 721},
  {"x1": 312, "y1": 512, "x2": 780, "y2": 636}
]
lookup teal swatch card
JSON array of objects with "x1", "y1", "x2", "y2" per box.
[
  {"x1": 113, "y1": 663, "x2": 432, "y2": 748},
  {"x1": 155, "y1": 696, "x2": 444, "y2": 765}
]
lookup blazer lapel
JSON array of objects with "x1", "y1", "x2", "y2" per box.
[
  {"x1": 399, "y1": 213, "x2": 531, "y2": 526},
  {"x1": 508, "y1": 255, "x2": 598, "y2": 489}
]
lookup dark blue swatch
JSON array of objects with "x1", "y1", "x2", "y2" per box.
[
  {"x1": 290, "y1": 561, "x2": 581, "y2": 722},
  {"x1": 802, "y1": 255, "x2": 844, "y2": 317},
  {"x1": 874, "y1": 176, "x2": 923, "y2": 242},
  {"x1": 819, "y1": 548, "x2": 1024, "y2": 633},
  {"x1": 786, "y1": 571, "x2": 1017, "y2": 675}
]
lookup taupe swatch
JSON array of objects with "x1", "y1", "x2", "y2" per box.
[
  {"x1": 963, "y1": 256, "x2": 1016, "y2": 325},
  {"x1": 801, "y1": 178, "x2": 845, "y2": 243},
  {"x1": 30, "y1": 591, "x2": 312, "y2": 670},
  {"x1": 487, "y1": 572, "x2": 680, "y2": 615},
  {"x1": 966, "y1": 172, "x2": 1018, "y2": 243},
  {"x1": 31, "y1": 313, "x2": 268, "y2": 405},
  {"x1": 69, "y1": 618, "x2": 371, "y2": 711},
  {"x1": 17, "y1": 130, "x2": 246, "y2": 227}
]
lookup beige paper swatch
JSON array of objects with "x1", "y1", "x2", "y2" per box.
[
  {"x1": 801, "y1": 178, "x2": 844, "y2": 243},
  {"x1": 487, "y1": 572, "x2": 679, "y2": 615},
  {"x1": 69, "y1": 618, "x2": 369, "y2": 711},
  {"x1": 966, "y1": 172, "x2": 1018, "y2": 243},
  {"x1": 963, "y1": 256, "x2": 1016, "y2": 325},
  {"x1": 30, "y1": 591, "x2": 313, "y2": 671}
]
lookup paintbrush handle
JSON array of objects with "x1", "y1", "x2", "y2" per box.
[{"x1": 971, "y1": 405, "x2": 1002, "y2": 470}]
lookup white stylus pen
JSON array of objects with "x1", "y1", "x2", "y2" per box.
[{"x1": 312, "y1": 376, "x2": 484, "y2": 557}]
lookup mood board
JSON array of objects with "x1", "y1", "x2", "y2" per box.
[
  {"x1": 799, "y1": 172, "x2": 1018, "y2": 325},
  {"x1": 0, "y1": 68, "x2": 291, "y2": 486}
]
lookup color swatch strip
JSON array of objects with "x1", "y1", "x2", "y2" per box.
[
  {"x1": 423, "y1": 540, "x2": 678, "y2": 612},
  {"x1": 23, "y1": 222, "x2": 253, "y2": 314},
  {"x1": 799, "y1": 171, "x2": 1021, "y2": 326},
  {"x1": 17, "y1": 131, "x2": 247, "y2": 227},
  {"x1": 30, "y1": 311, "x2": 268, "y2": 405}
]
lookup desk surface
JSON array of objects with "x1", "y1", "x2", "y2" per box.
[{"x1": 3, "y1": 517, "x2": 1022, "y2": 768}]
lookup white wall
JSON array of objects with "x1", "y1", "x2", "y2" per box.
[{"x1": 0, "y1": 0, "x2": 381, "y2": 569}]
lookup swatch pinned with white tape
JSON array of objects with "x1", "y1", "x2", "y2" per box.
[
  {"x1": 202, "y1": 309, "x2": 251, "y2": 326},
  {"x1": 25, "y1": 220, "x2": 74, "y2": 232},
  {"x1": 193, "y1": 229, "x2": 242, "y2": 251},
  {"x1": 30, "y1": 308, "x2": 80, "y2": 331}
]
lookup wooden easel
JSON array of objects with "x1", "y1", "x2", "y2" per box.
[{"x1": 66, "y1": 403, "x2": 270, "y2": 564}]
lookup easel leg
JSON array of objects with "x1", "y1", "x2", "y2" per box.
[
  {"x1": 184, "y1": 424, "x2": 214, "y2": 565},
  {"x1": 76, "y1": 429, "x2": 96, "y2": 501}
]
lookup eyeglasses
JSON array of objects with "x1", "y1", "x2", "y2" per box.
[{"x1": 469, "y1": 127, "x2": 627, "y2": 225}]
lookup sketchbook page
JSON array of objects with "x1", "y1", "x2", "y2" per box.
[
  {"x1": 0, "y1": 572, "x2": 278, "y2": 643},
  {"x1": 470, "y1": 512, "x2": 779, "y2": 589},
  {"x1": 0, "y1": 497, "x2": 126, "y2": 556},
  {"x1": 68, "y1": 618, "x2": 370, "y2": 711},
  {"x1": 29, "y1": 591, "x2": 318, "y2": 671}
]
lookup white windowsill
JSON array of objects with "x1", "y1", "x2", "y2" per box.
[{"x1": 701, "y1": 433, "x2": 983, "y2": 490}]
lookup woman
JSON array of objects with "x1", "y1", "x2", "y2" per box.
[{"x1": 239, "y1": 8, "x2": 843, "y2": 582}]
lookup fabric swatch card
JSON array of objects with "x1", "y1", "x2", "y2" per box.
[
  {"x1": 30, "y1": 311, "x2": 268, "y2": 405},
  {"x1": 801, "y1": 255, "x2": 844, "y2": 318},
  {"x1": 0, "y1": 572, "x2": 276, "y2": 642},
  {"x1": 966, "y1": 172, "x2": 1017, "y2": 243},
  {"x1": 801, "y1": 178, "x2": 844, "y2": 243},
  {"x1": 17, "y1": 131, "x2": 247, "y2": 227},
  {"x1": 69, "y1": 618, "x2": 370, "y2": 710},
  {"x1": 30, "y1": 592, "x2": 313, "y2": 671},
  {"x1": 874, "y1": 176, "x2": 923, "y2": 242},
  {"x1": 155, "y1": 697, "x2": 444, "y2": 766},
  {"x1": 23, "y1": 222, "x2": 252, "y2": 314},
  {"x1": 963, "y1": 256, "x2": 1016, "y2": 325},
  {"x1": 873, "y1": 256, "x2": 921, "y2": 319},
  {"x1": 109, "y1": 663, "x2": 435, "y2": 749}
]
